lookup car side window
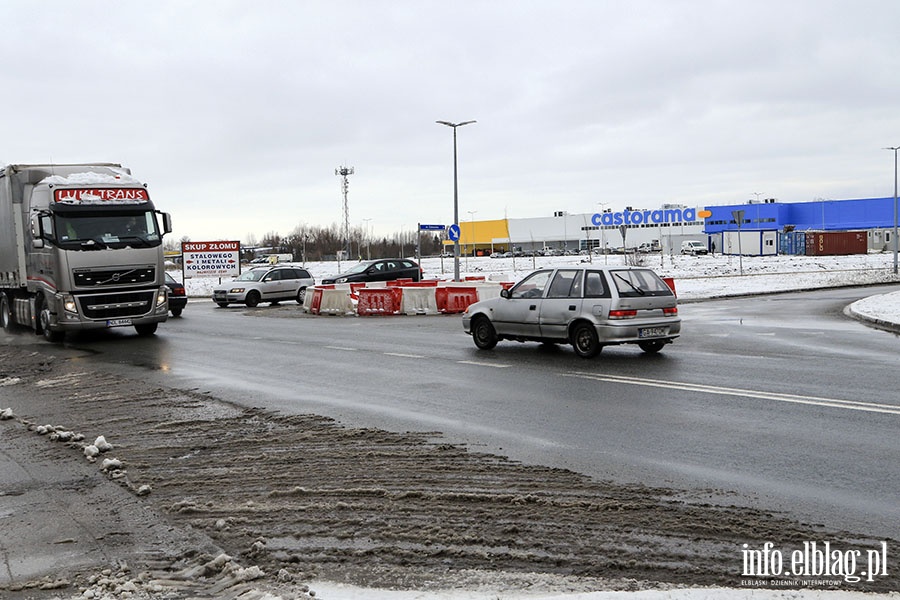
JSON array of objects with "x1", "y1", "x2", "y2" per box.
[
  {"x1": 547, "y1": 270, "x2": 581, "y2": 298},
  {"x1": 511, "y1": 270, "x2": 552, "y2": 299},
  {"x1": 297, "y1": 269, "x2": 311, "y2": 279},
  {"x1": 265, "y1": 270, "x2": 281, "y2": 281},
  {"x1": 585, "y1": 271, "x2": 610, "y2": 298}
]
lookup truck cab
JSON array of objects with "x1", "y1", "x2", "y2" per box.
[{"x1": 1, "y1": 163, "x2": 172, "y2": 342}]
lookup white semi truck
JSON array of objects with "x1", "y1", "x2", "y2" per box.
[{"x1": 0, "y1": 163, "x2": 173, "y2": 342}]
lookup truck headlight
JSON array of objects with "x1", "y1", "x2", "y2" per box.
[
  {"x1": 62, "y1": 295, "x2": 78, "y2": 314},
  {"x1": 156, "y1": 286, "x2": 167, "y2": 307}
]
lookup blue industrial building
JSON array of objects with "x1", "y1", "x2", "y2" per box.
[
  {"x1": 704, "y1": 197, "x2": 896, "y2": 233},
  {"x1": 703, "y1": 197, "x2": 897, "y2": 255}
]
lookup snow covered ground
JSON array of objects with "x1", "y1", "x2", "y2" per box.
[{"x1": 176, "y1": 251, "x2": 900, "y2": 326}]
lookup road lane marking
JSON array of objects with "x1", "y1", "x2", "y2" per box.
[
  {"x1": 564, "y1": 371, "x2": 900, "y2": 416},
  {"x1": 457, "y1": 360, "x2": 512, "y2": 369},
  {"x1": 384, "y1": 352, "x2": 426, "y2": 359},
  {"x1": 325, "y1": 346, "x2": 358, "y2": 351}
]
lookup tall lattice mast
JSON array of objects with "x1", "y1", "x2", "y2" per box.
[{"x1": 335, "y1": 165, "x2": 354, "y2": 258}]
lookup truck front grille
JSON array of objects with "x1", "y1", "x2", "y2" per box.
[
  {"x1": 73, "y1": 267, "x2": 156, "y2": 287},
  {"x1": 78, "y1": 290, "x2": 157, "y2": 320}
]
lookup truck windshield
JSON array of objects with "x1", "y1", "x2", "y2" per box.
[{"x1": 53, "y1": 211, "x2": 162, "y2": 250}]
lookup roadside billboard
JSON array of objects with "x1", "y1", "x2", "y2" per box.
[{"x1": 181, "y1": 241, "x2": 241, "y2": 279}]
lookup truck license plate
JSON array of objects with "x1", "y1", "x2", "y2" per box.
[
  {"x1": 638, "y1": 326, "x2": 668, "y2": 338},
  {"x1": 106, "y1": 318, "x2": 133, "y2": 327}
]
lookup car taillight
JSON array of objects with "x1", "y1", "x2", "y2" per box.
[
  {"x1": 608, "y1": 309, "x2": 637, "y2": 319},
  {"x1": 663, "y1": 307, "x2": 678, "y2": 316},
  {"x1": 174, "y1": 286, "x2": 185, "y2": 295}
]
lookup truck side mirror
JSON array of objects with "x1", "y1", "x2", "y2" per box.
[
  {"x1": 30, "y1": 214, "x2": 45, "y2": 248},
  {"x1": 158, "y1": 211, "x2": 173, "y2": 235}
]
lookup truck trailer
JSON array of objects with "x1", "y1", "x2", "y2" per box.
[{"x1": 1, "y1": 163, "x2": 172, "y2": 342}]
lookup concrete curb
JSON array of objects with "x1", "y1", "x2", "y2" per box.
[{"x1": 844, "y1": 303, "x2": 900, "y2": 335}]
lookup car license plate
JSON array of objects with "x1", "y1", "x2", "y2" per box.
[
  {"x1": 638, "y1": 326, "x2": 668, "y2": 338},
  {"x1": 106, "y1": 318, "x2": 133, "y2": 327}
]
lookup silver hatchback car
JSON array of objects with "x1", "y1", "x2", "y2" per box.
[
  {"x1": 213, "y1": 266, "x2": 315, "y2": 308},
  {"x1": 462, "y1": 267, "x2": 681, "y2": 358}
]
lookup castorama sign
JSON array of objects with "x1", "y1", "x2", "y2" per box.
[{"x1": 591, "y1": 207, "x2": 712, "y2": 227}]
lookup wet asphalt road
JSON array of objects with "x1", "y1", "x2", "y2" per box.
[{"x1": 61, "y1": 284, "x2": 900, "y2": 541}]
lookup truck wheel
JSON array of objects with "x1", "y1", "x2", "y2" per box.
[
  {"x1": 38, "y1": 304, "x2": 64, "y2": 343},
  {"x1": 1, "y1": 294, "x2": 13, "y2": 332},
  {"x1": 245, "y1": 291, "x2": 261, "y2": 308},
  {"x1": 135, "y1": 323, "x2": 158, "y2": 336}
]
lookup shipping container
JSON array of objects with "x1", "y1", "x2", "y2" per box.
[
  {"x1": 778, "y1": 231, "x2": 806, "y2": 255},
  {"x1": 804, "y1": 231, "x2": 867, "y2": 256}
]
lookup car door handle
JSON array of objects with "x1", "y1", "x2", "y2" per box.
[
  {"x1": 529, "y1": 305, "x2": 537, "y2": 310},
  {"x1": 569, "y1": 305, "x2": 576, "y2": 310}
]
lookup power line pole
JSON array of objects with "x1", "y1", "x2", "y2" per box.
[{"x1": 335, "y1": 165, "x2": 354, "y2": 264}]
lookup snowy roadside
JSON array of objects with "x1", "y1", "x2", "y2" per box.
[{"x1": 178, "y1": 252, "x2": 900, "y2": 329}]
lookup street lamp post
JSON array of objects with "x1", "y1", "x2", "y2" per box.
[
  {"x1": 597, "y1": 202, "x2": 609, "y2": 264},
  {"x1": 437, "y1": 119, "x2": 476, "y2": 281},
  {"x1": 467, "y1": 210, "x2": 478, "y2": 272},
  {"x1": 362, "y1": 218, "x2": 372, "y2": 260},
  {"x1": 732, "y1": 210, "x2": 745, "y2": 276},
  {"x1": 885, "y1": 147, "x2": 899, "y2": 275}
]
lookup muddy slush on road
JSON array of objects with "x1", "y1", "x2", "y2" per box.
[{"x1": 1, "y1": 344, "x2": 896, "y2": 598}]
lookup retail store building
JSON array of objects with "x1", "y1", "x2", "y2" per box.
[{"x1": 452, "y1": 196, "x2": 897, "y2": 257}]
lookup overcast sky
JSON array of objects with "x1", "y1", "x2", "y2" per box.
[{"x1": 4, "y1": 0, "x2": 900, "y2": 243}]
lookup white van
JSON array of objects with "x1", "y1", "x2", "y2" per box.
[{"x1": 680, "y1": 241, "x2": 708, "y2": 255}]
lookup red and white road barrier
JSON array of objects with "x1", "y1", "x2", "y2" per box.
[{"x1": 304, "y1": 280, "x2": 513, "y2": 316}]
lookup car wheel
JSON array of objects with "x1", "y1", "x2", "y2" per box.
[
  {"x1": 135, "y1": 323, "x2": 158, "y2": 336},
  {"x1": 638, "y1": 340, "x2": 666, "y2": 354},
  {"x1": 571, "y1": 322, "x2": 601, "y2": 358},
  {"x1": 170, "y1": 308, "x2": 183, "y2": 317},
  {"x1": 216, "y1": 301, "x2": 229, "y2": 308},
  {"x1": 471, "y1": 316, "x2": 498, "y2": 350},
  {"x1": 245, "y1": 291, "x2": 261, "y2": 307},
  {"x1": 296, "y1": 287, "x2": 306, "y2": 305}
]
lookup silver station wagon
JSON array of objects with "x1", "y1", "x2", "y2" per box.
[
  {"x1": 213, "y1": 265, "x2": 314, "y2": 308},
  {"x1": 462, "y1": 267, "x2": 681, "y2": 358}
]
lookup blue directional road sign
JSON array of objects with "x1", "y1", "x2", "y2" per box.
[
  {"x1": 419, "y1": 224, "x2": 446, "y2": 231},
  {"x1": 447, "y1": 223, "x2": 461, "y2": 241}
]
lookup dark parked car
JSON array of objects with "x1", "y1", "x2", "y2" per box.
[
  {"x1": 164, "y1": 272, "x2": 187, "y2": 317},
  {"x1": 321, "y1": 259, "x2": 422, "y2": 284}
]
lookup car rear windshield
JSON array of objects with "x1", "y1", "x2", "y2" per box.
[{"x1": 609, "y1": 269, "x2": 673, "y2": 297}]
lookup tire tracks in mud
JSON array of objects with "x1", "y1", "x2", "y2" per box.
[{"x1": 2, "y1": 345, "x2": 896, "y2": 594}]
